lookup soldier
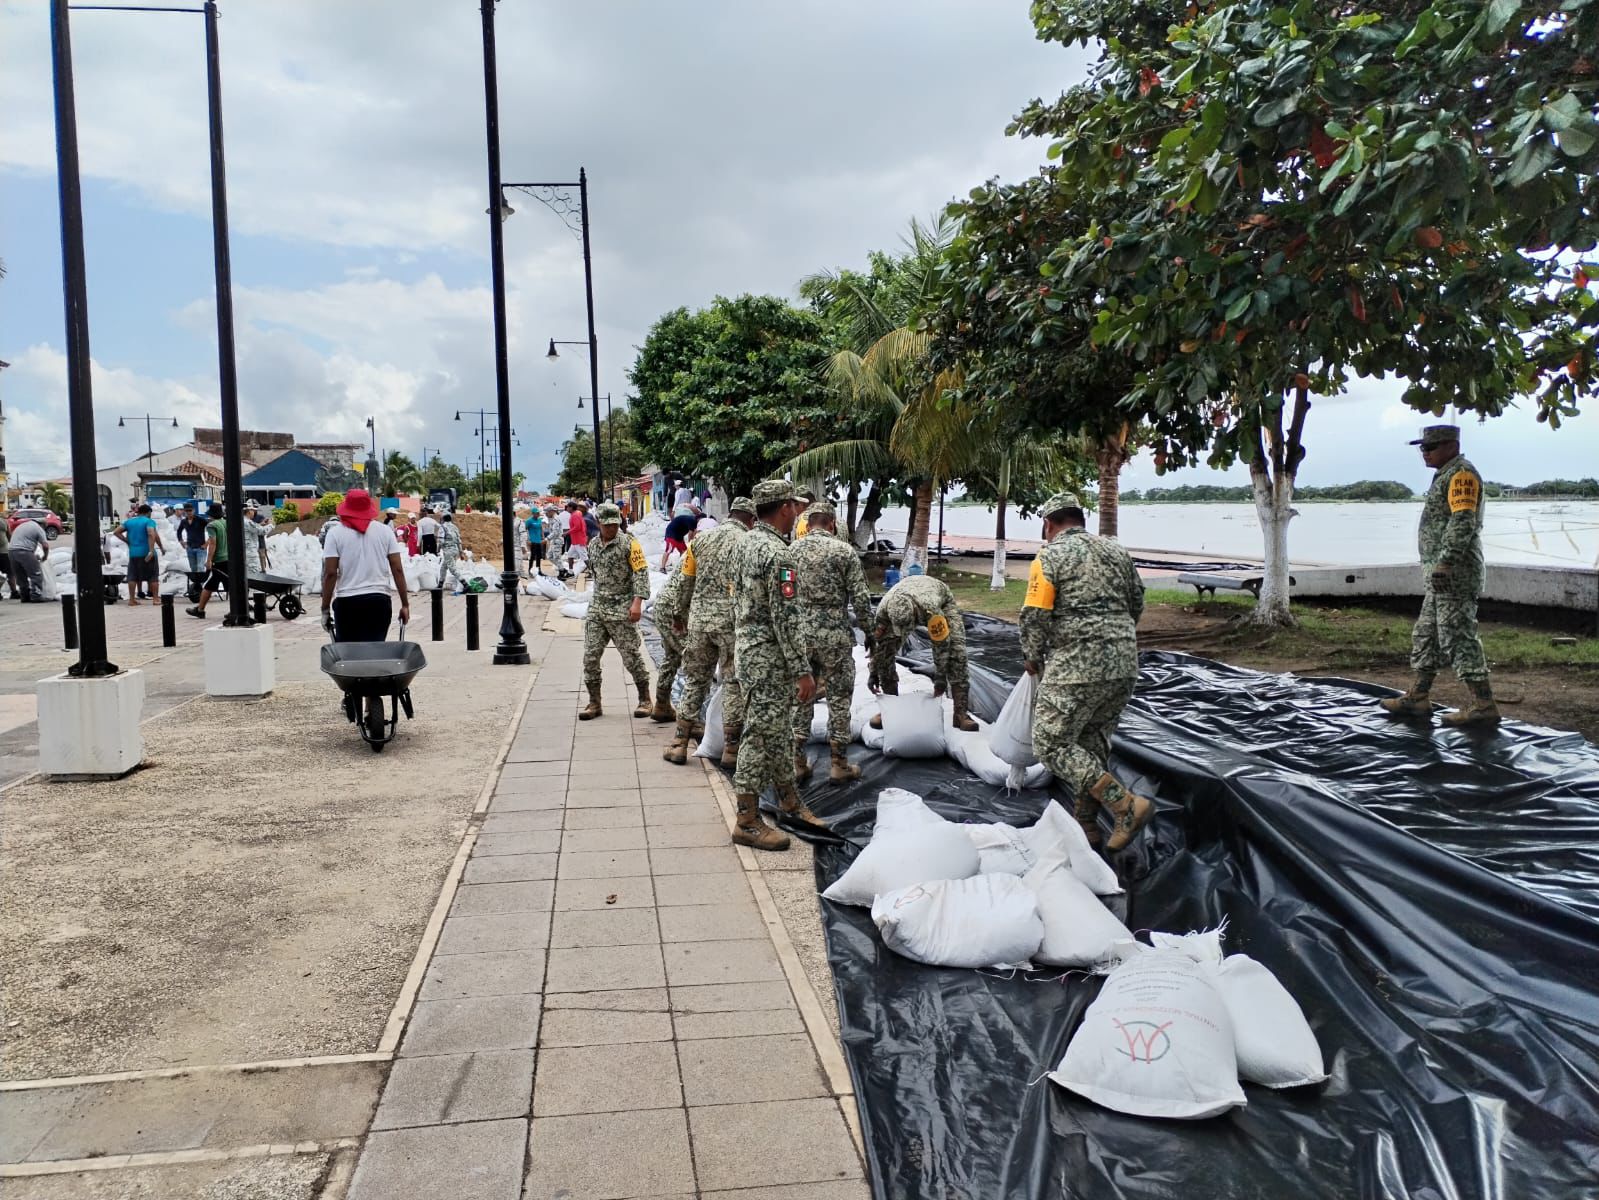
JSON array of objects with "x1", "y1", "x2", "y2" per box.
[
  {"x1": 438, "y1": 513, "x2": 463, "y2": 591},
  {"x1": 788, "y1": 500, "x2": 873, "y2": 784},
  {"x1": 731, "y1": 480, "x2": 830, "y2": 850},
  {"x1": 792, "y1": 487, "x2": 816, "y2": 540},
  {"x1": 663, "y1": 497, "x2": 755, "y2": 766},
  {"x1": 579, "y1": 501, "x2": 654, "y2": 721},
  {"x1": 867, "y1": 573, "x2": 980, "y2": 732},
  {"x1": 1020, "y1": 495, "x2": 1153, "y2": 853},
  {"x1": 648, "y1": 558, "x2": 692, "y2": 724},
  {"x1": 1380, "y1": 424, "x2": 1499, "y2": 726}
]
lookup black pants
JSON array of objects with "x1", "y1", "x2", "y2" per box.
[
  {"x1": 333, "y1": 594, "x2": 393, "y2": 642},
  {"x1": 530, "y1": 542, "x2": 544, "y2": 567},
  {"x1": 420, "y1": 534, "x2": 438, "y2": 555}
]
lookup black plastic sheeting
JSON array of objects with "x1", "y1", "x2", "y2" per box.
[{"x1": 800, "y1": 614, "x2": 1599, "y2": 1200}]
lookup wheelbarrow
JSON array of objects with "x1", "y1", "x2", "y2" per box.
[
  {"x1": 184, "y1": 569, "x2": 305, "y2": 619},
  {"x1": 319, "y1": 624, "x2": 428, "y2": 752}
]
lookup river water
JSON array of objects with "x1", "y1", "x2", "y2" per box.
[{"x1": 873, "y1": 500, "x2": 1599, "y2": 568}]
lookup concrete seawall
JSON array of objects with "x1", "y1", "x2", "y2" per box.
[{"x1": 1287, "y1": 562, "x2": 1598, "y2": 627}]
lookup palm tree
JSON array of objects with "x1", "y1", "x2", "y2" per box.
[
  {"x1": 40, "y1": 480, "x2": 72, "y2": 516},
  {"x1": 380, "y1": 451, "x2": 421, "y2": 498}
]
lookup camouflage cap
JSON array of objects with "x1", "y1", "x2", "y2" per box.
[
  {"x1": 1408, "y1": 423, "x2": 1460, "y2": 446},
  {"x1": 750, "y1": 479, "x2": 796, "y2": 507},
  {"x1": 796, "y1": 488, "x2": 816, "y2": 503},
  {"x1": 729, "y1": 495, "x2": 755, "y2": 515},
  {"x1": 804, "y1": 499, "x2": 835, "y2": 520},
  {"x1": 595, "y1": 501, "x2": 623, "y2": 525},
  {"x1": 1041, "y1": 491, "x2": 1085, "y2": 518}
]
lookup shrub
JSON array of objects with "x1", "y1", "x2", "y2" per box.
[
  {"x1": 313, "y1": 492, "x2": 343, "y2": 518},
  {"x1": 272, "y1": 505, "x2": 300, "y2": 525}
]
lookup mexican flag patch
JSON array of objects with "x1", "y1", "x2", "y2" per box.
[{"x1": 779, "y1": 566, "x2": 796, "y2": 599}]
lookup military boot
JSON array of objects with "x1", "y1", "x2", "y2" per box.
[
  {"x1": 578, "y1": 684, "x2": 603, "y2": 721},
  {"x1": 649, "y1": 692, "x2": 677, "y2": 723},
  {"x1": 720, "y1": 727, "x2": 741, "y2": 769},
  {"x1": 1072, "y1": 794, "x2": 1103, "y2": 849},
  {"x1": 1089, "y1": 772, "x2": 1153, "y2": 852},
  {"x1": 663, "y1": 719, "x2": 697, "y2": 765},
  {"x1": 633, "y1": 681, "x2": 653, "y2": 718},
  {"x1": 951, "y1": 683, "x2": 980, "y2": 733},
  {"x1": 733, "y1": 792, "x2": 789, "y2": 852},
  {"x1": 794, "y1": 736, "x2": 814, "y2": 783},
  {"x1": 1379, "y1": 674, "x2": 1433, "y2": 718},
  {"x1": 1442, "y1": 679, "x2": 1501, "y2": 728},
  {"x1": 828, "y1": 748, "x2": 860, "y2": 785},
  {"x1": 777, "y1": 783, "x2": 831, "y2": 834}
]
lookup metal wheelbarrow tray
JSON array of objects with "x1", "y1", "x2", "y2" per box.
[
  {"x1": 320, "y1": 640, "x2": 428, "y2": 751},
  {"x1": 183, "y1": 570, "x2": 306, "y2": 619}
]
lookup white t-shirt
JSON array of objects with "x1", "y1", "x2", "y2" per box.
[
  {"x1": 673, "y1": 486, "x2": 693, "y2": 509},
  {"x1": 418, "y1": 516, "x2": 439, "y2": 537},
  {"x1": 323, "y1": 521, "x2": 400, "y2": 599},
  {"x1": 695, "y1": 516, "x2": 718, "y2": 533}
]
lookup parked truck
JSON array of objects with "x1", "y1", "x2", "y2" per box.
[{"x1": 140, "y1": 475, "x2": 222, "y2": 517}]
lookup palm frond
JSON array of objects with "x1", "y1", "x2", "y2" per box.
[{"x1": 780, "y1": 439, "x2": 900, "y2": 483}]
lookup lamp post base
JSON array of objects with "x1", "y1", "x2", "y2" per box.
[
  {"x1": 38, "y1": 668, "x2": 145, "y2": 779},
  {"x1": 204, "y1": 623, "x2": 276, "y2": 697},
  {"x1": 492, "y1": 572, "x2": 530, "y2": 665}
]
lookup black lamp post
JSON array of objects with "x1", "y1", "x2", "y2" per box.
[
  {"x1": 118, "y1": 414, "x2": 180, "y2": 466},
  {"x1": 478, "y1": 0, "x2": 526, "y2": 663},
  {"x1": 578, "y1": 395, "x2": 614, "y2": 498},
  {"x1": 72, "y1": 1, "x2": 250, "y2": 628}
]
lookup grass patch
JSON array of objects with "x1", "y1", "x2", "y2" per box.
[{"x1": 929, "y1": 565, "x2": 1028, "y2": 620}]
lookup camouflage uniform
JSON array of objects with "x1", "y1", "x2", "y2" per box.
[
  {"x1": 1412, "y1": 452, "x2": 1488, "y2": 683},
  {"x1": 869, "y1": 574, "x2": 970, "y2": 692},
  {"x1": 678, "y1": 519, "x2": 749, "y2": 733},
  {"x1": 732, "y1": 516, "x2": 808, "y2": 797},
  {"x1": 789, "y1": 520, "x2": 873, "y2": 753},
  {"x1": 581, "y1": 520, "x2": 652, "y2": 698},
  {"x1": 652, "y1": 562, "x2": 692, "y2": 700},
  {"x1": 438, "y1": 519, "x2": 463, "y2": 588}
]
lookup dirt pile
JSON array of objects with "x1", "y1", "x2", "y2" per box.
[{"x1": 454, "y1": 512, "x2": 506, "y2": 562}]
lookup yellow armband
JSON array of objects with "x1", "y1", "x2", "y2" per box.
[
  {"x1": 1023, "y1": 557, "x2": 1055, "y2": 609},
  {"x1": 681, "y1": 545, "x2": 697, "y2": 576},
  {"x1": 1447, "y1": 471, "x2": 1480, "y2": 514},
  {"x1": 628, "y1": 539, "x2": 647, "y2": 571},
  {"x1": 926, "y1": 614, "x2": 951, "y2": 642}
]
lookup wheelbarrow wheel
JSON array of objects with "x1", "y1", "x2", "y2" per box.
[
  {"x1": 279, "y1": 593, "x2": 303, "y2": 621},
  {"x1": 365, "y1": 699, "x2": 386, "y2": 750}
]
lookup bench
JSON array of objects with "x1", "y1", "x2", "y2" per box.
[{"x1": 1178, "y1": 571, "x2": 1295, "y2": 600}]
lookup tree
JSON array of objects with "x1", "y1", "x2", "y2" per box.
[
  {"x1": 628, "y1": 295, "x2": 834, "y2": 497},
  {"x1": 40, "y1": 481, "x2": 71, "y2": 516},
  {"x1": 959, "y1": 431, "x2": 1095, "y2": 588},
  {"x1": 549, "y1": 409, "x2": 648, "y2": 498},
  {"x1": 423, "y1": 457, "x2": 467, "y2": 494},
  {"x1": 380, "y1": 451, "x2": 421, "y2": 497},
  {"x1": 983, "y1": 0, "x2": 1597, "y2": 624}
]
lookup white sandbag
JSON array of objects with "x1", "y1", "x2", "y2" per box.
[
  {"x1": 876, "y1": 692, "x2": 946, "y2": 758},
  {"x1": 962, "y1": 821, "x2": 1033, "y2": 875},
  {"x1": 1216, "y1": 955, "x2": 1327, "y2": 1089},
  {"x1": 860, "y1": 705, "x2": 885, "y2": 751},
  {"x1": 1030, "y1": 801, "x2": 1123, "y2": 897},
  {"x1": 693, "y1": 687, "x2": 726, "y2": 760},
  {"x1": 1049, "y1": 947, "x2": 1246, "y2": 1120},
  {"x1": 989, "y1": 673, "x2": 1038, "y2": 767},
  {"x1": 872, "y1": 875, "x2": 1043, "y2": 969},
  {"x1": 822, "y1": 791, "x2": 978, "y2": 908},
  {"x1": 1023, "y1": 857, "x2": 1133, "y2": 969},
  {"x1": 561, "y1": 600, "x2": 590, "y2": 620}
]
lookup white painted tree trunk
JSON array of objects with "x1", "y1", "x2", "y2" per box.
[
  {"x1": 854, "y1": 517, "x2": 878, "y2": 551},
  {"x1": 1248, "y1": 463, "x2": 1296, "y2": 626},
  {"x1": 990, "y1": 540, "x2": 1008, "y2": 589}
]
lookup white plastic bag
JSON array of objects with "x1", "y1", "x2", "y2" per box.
[
  {"x1": 1050, "y1": 946, "x2": 1246, "y2": 1120},
  {"x1": 1029, "y1": 801, "x2": 1123, "y2": 897},
  {"x1": 989, "y1": 673, "x2": 1037, "y2": 767},
  {"x1": 822, "y1": 791, "x2": 978, "y2": 908},
  {"x1": 873, "y1": 788, "x2": 949, "y2": 835},
  {"x1": 694, "y1": 687, "x2": 726, "y2": 760},
  {"x1": 561, "y1": 600, "x2": 590, "y2": 620},
  {"x1": 1023, "y1": 857, "x2": 1133, "y2": 969},
  {"x1": 877, "y1": 693, "x2": 946, "y2": 758},
  {"x1": 962, "y1": 822, "x2": 1035, "y2": 875},
  {"x1": 1216, "y1": 954, "x2": 1327, "y2": 1089},
  {"x1": 872, "y1": 875, "x2": 1043, "y2": 969}
]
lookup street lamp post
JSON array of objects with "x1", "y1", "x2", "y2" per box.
[
  {"x1": 549, "y1": 339, "x2": 602, "y2": 498},
  {"x1": 118, "y1": 414, "x2": 181, "y2": 467},
  {"x1": 455, "y1": 407, "x2": 494, "y2": 506},
  {"x1": 578, "y1": 395, "x2": 614, "y2": 497},
  {"x1": 478, "y1": 0, "x2": 527, "y2": 664}
]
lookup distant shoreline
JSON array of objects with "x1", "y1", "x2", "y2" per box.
[{"x1": 946, "y1": 495, "x2": 1598, "y2": 508}]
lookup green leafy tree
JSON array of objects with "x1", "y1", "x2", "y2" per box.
[
  {"x1": 380, "y1": 451, "x2": 421, "y2": 497},
  {"x1": 313, "y1": 491, "x2": 343, "y2": 518},
  {"x1": 549, "y1": 409, "x2": 648, "y2": 498},
  {"x1": 987, "y1": 0, "x2": 1598, "y2": 624},
  {"x1": 40, "y1": 480, "x2": 72, "y2": 516},
  {"x1": 423, "y1": 457, "x2": 467, "y2": 493},
  {"x1": 629, "y1": 295, "x2": 834, "y2": 497}
]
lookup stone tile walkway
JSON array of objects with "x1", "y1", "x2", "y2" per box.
[{"x1": 347, "y1": 631, "x2": 868, "y2": 1200}]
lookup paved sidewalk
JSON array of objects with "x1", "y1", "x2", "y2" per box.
[{"x1": 347, "y1": 630, "x2": 869, "y2": 1200}]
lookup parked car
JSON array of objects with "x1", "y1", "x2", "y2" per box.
[{"x1": 7, "y1": 509, "x2": 65, "y2": 540}]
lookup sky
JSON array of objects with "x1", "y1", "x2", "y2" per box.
[{"x1": 1, "y1": 0, "x2": 1591, "y2": 500}]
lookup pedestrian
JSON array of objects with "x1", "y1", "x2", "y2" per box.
[
  {"x1": 729, "y1": 479, "x2": 828, "y2": 849},
  {"x1": 0, "y1": 519, "x2": 13, "y2": 600},
  {"x1": 649, "y1": 558, "x2": 693, "y2": 724},
  {"x1": 177, "y1": 504, "x2": 208, "y2": 575},
  {"x1": 792, "y1": 488, "x2": 815, "y2": 540},
  {"x1": 868, "y1": 573, "x2": 980, "y2": 732},
  {"x1": 788, "y1": 500, "x2": 873, "y2": 784},
  {"x1": 524, "y1": 506, "x2": 544, "y2": 576},
  {"x1": 417, "y1": 508, "x2": 440, "y2": 556},
  {"x1": 1020, "y1": 494, "x2": 1153, "y2": 853},
  {"x1": 582, "y1": 501, "x2": 600, "y2": 544},
  {"x1": 8, "y1": 517, "x2": 49, "y2": 602},
  {"x1": 664, "y1": 496, "x2": 755, "y2": 767},
  {"x1": 186, "y1": 506, "x2": 234, "y2": 619},
  {"x1": 241, "y1": 502, "x2": 271, "y2": 573},
  {"x1": 578, "y1": 501, "x2": 654, "y2": 721},
  {"x1": 672, "y1": 477, "x2": 693, "y2": 510},
  {"x1": 1380, "y1": 424, "x2": 1499, "y2": 727},
  {"x1": 565, "y1": 500, "x2": 588, "y2": 556},
  {"x1": 114, "y1": 503, "x2": 163, "y2": 606},
  {"x1": 318, "y1": 513, "x2": 341, "y2": 547},
  {"x1": 438, "y1": 512, "x2": 464, "y2": 591},
  {"x1": 319, "y1": 488, "x2": 410, "y2": 642},
  {"x1": 660, "y1": 505, "x2": 698, "y2": 570}
]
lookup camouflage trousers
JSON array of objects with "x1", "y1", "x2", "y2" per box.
[
  {"x1": 1033, "y1": 675, "x2": 1136, "y2": 800},
  {"x1": 582, "y1": 608, "x2": 652, "y2": 692},
  {"x1": 1411, "y1": 588, "x2": 1489, "y2": 683},
  {"x1": 794, "y1": 628, "x2": 856, "y2": 752},
  {"x1": 440, "y1": 549, "x2": 461, "y2": 586},
  {"x1": 658, "y1": 622, "x2": 685, "y2": 695},
  {"x1": 870, "y1": 606, "x2": 970, "y2": 692},
  {"x1": 734, "y1": 640, "x2": 795, "y2": 797},
  {"x1": 681, "y1": 629, "x2": 745, "y2": 733}
]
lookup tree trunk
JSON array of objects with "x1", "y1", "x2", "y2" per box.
[
  {"x1": 902, "y1": 479, "x2": 934, "y2": 573},
  {"x1": 845, "y1": 480, "x2": 860, "y2": 546},
  {"x1": 1244, "y1": 385, "x2": 1310, "y2": 627},
  {"x1": 1096, "y1": 428, "x2": 1127, "y2": 539},
  {"x1": 855, "y1": 477, "x2": 885, "y2": 550},
  {"x1": 991, "y1": 455, "x2": 1011, "y2": 590}
]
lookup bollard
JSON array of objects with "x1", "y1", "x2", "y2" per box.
[
  {"x1": 465, "y1": 592, "x2": 480, "y2": 651},
  {"x1": 253, "y1": 593, "x2": 267, "y2": 625},
  {"x1": 161, "y1": 594, "x2": 177, "y2": 648},
  {"x1": 62, "y1": 594, "x2": 79, "y2": 652},
  {"x1": 431, "y1": 587, "x2": 444, "y2": 642}
]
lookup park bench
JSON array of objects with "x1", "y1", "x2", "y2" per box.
[{"x1": 1178, "y1": 571, "x2": 1295, "y2": 600}]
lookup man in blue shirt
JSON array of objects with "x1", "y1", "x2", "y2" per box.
[
  {"x1": 524, "y1": 508, "x2": 545, "y2": 576},
  {"x1": 115, "y1": 503, "x2": 163, "y2": 606}
]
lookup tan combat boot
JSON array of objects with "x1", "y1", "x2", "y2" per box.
[
  {"x1": 649, "y1": 692, "x2": 676, "y2": 723},
  {"x1": 1379, "y1": 674, "x2": 1433, "y2": 718},
  {"x1": 777, "y1": 783, "x2": 831, "y2": 834},
  {"x1": 794, "y1": 736, "x2": 814, "y2": 783},
  {"x1": 662, "y1": 719, "x2": 698, "y2": 765},
  {"x1": 720, "y1": 727, "x2": 741, "y2": 769},
  {"x1": 951, "y1": 684, "x2": 980, "y2": 733},
  {"x1": 1442, "y1": 680, "x2": 1501, "y2": 728},
  {"x1": 733, "y1": 792, "x2": 789, "y2": 852},
  {"x1": 828, "y1": 748, "x2": 860, "y2": 785},
  {"x1": 578, "y1": 684, "x2": 603, "y2": 721},
  {"x1": 633, "y1": 681, "x2": 653, "y2": 718},
  {"x1": 1072, "y1": 794, "x2": 1102, "y2": 849},
  {"x1": 1090, "y1": 772, "x2": 1153, "y2": 852}
]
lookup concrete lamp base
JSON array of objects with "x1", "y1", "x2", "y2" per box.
[
  {"x1": 204, "y1": 624, "x2": 276, "y2": 698},
  {"x1": 37, "y1": 669, "x2": 146, "y2": 780}
]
